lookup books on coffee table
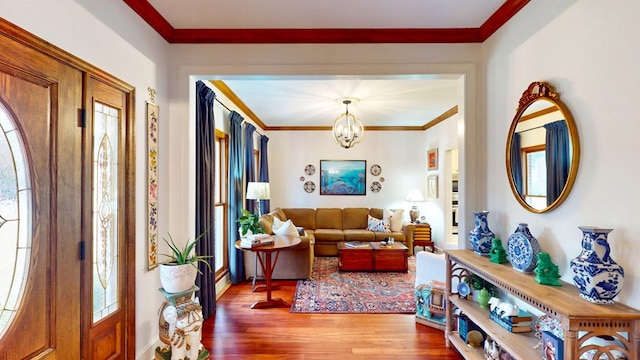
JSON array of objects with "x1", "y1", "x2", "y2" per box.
[{"x1": 344, "y1": 241, "x2": 370, "y2": 249}]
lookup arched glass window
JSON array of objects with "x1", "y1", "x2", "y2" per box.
[{"x1": 0, "y1": 101, "x2": 32, "y2": 338}]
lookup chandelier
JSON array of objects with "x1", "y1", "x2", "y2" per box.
[{"x1": 332, "y1": 99, "x2": 364, "y2": 148}]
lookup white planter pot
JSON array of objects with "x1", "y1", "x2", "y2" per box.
[{"x1": 159, "y1": 263, "x2": 197, "y2": 293}]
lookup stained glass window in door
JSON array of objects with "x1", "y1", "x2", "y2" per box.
[
  {"x1": 92, "y1": 102, "x2": 120, "y2": 323},
  {"x1": 0, "y1": 102, "x2": 32, "y2": 338}
]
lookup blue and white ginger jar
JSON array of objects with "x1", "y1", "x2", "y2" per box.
[
  {"x1": 570, "y1": 227, "x2": 624, "y2": 304},
  {"x1": 507, "y1": 223, "x2": 540, "y2": 273},
  {"x1": 469, "y1": 211, "x2": 494, "y2": 256}
]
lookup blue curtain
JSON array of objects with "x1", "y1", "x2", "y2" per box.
[
  {"x1": 258, "y1": 135, "x2": 270, "y2": 214},
  {"x1": 228, "y1": 111, "x2": 245, "y2": 284},
  {"x1": 545, "y1": 120, "x2": 570, "y2": 205},
  {"x1": 510, "y1": 132, "x2": 524, "y2": 195},
  {"x1": 194, "y1": 81, "x2": 216, "y2": 318},
  {"x1": 243, "y1": 123, "x2": 256, "y2": 213}
]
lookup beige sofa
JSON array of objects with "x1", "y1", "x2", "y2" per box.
[{"x1": 243, "y1": 207, "x2": 416, "y2": 281}]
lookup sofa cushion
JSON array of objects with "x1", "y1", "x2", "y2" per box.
[
  {"x1": 273, "y1": 218, "x2": 299, "y2": 236},
  {"x1": 384, "y1": 208, "x2": 404, "y2": 232},
  {"x1": 259, "y1": 213, "x2": 276, "y2": 234},
  {"x1": 313, "y1": 228, "x2": 344, "y2": 241},
  {"x1": 342, "y1": 208, "x2": 370, "y2": 229},
  {"x1": 366, "y1": 215, "x2": 390, "y2": 232},
  {"x1": 282, "y1": 208, "x2": 316, "y2": 230},
  {"x1": 316, "y1": 208, "x2": 343, "y2": 229},
  {"x1": 344, "y1": 229, "x2": 375, "y2": 241},
  {"x1": 271, "y1": 207, "x2": 288, "y2": 221},
  {"x1": 374, "y1": 231, "x2": 405, "y2": 241}
]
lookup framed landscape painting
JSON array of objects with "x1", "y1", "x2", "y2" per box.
[{"x1": 320, "y1": 160, "x2": 366, "y2": 195}]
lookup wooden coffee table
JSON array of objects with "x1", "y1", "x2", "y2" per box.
[{"x1": 337, "y1": 241, "x2": 408, "y2": 272}]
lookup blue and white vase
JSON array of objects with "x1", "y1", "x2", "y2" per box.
[
  {"x1": 469, "y1": 211, "x2": 494, "y2": 256},
  {"x1": 506, "y1": 223, "x2": 540, "y2": 273},
  {"x1": 570, "y1": 227, "x2": 624, "y2": 304}
]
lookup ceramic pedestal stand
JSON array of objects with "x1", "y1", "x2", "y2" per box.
[{"x1": 156, "y1": 286, "x2": 210, "y2": 360}]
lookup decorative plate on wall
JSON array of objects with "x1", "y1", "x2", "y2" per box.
[
  {"x1": 370, "y1": 164, "x2": 382, "y2": 176},
  {"x1": 300, "y1": 176, "x2": 305, "y2": 181},
  {"x1": 304, "y1": 181, "x2": 315, "y2": 193},
  {"x1": 370, "y1": 181, "x2": 381, "y2": 193},
  {"x1": 379, "y1": 177, "x2": 385, "y2": 182},
  {"x1": 305, "y1": 164, "x2": 315, "y2": 175}
]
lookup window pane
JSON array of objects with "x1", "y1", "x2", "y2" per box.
[
  {"x1": 0, "y1": 103, "x2": 32, "y2": 338},
  {"x1": 92, "y1": 102, "x2": 120, "y2": 323},
  {"x1": 215, "y1": 139, "x2": 221, "y2": 203},
  {"x1": 214, "y1": 205, "x2": 224, "y2": 273},
  {"x1": 527, "y1": 151, "x2": 546, "y2": 196}
]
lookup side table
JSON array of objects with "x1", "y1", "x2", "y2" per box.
[
  {"x1": 413, "y1": 223, "x2": 434, "y2": 253},
  {"x1": 235, "y1": 235, "x2": 301, "y2": 309}
]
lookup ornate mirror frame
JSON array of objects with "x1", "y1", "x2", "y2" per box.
[{"x1": 505, "y1": 81, "x2": 580, "y2": 213}]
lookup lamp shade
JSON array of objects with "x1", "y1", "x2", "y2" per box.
[
  {"x1": 405, "y1": 188, "x2": 425, "y2": 203},
  {"x1": 246, "y1": 182, "x2": 270, "y2": 200}
]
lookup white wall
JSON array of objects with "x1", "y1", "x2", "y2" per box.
[
  {"x1": 483, "y1": 0, "x2": 640, "y2": 309},
  {"x1": 0, "y1": 1, "x2": 171, "y2": 358}
]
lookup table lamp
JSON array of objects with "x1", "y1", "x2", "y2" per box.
[
  {"x1": 405, "y1": 188, "x2": 425, "y2": 223},
  {"x1": 246, "y1": 182, "x2": 270, "y2": 216}
]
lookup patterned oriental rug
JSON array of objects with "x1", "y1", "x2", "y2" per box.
[{"x1": 290, "y1": 256, "x2": 417, "y2": 314}]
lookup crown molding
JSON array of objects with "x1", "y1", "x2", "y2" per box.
[{"x1": 124, "y1": 0, "x2": 530, "y2": 44}]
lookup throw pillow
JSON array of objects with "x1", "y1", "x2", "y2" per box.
[
  {"x1": 272, "y1": 217, "x2": 299, "y2": 236},
  {"x1": 384, "y1": 209, "x2": 404, "y2": 232},
  {"x1": 367, "y1": 215, "x2": 391, "y2": 233}
]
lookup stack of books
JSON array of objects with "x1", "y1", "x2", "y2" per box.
[
  {"x1": 344, "y1": 241, "x2": 369, "y2": 249},
  {"x1": 489, "y1": 308, "x2": 533, "y2": 333},
  {"x1": 240, "y1": 234, "x2": 273, "y2": 248}
]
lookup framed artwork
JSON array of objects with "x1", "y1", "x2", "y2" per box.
[
  {"x1": 319, "y1": 160, "x2": 366, "y2": 195},
  {"x1": 147, "y1": 89, "x2": 159, "y2": 270},
  {"x1": 541, "y1": 331, "x2": 564, "y2": 360},
  {"x1": 428, "y1": 148, "x2": 438, "y2": 171},
  {"x1": 427, "y1": 175, "x2": 438, "y2": 198}
]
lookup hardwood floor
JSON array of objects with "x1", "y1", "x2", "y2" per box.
[{"x1": 202, "y1": 279, "x2": 463, "y2": 359}]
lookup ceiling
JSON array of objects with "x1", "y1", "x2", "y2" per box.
[{"x1": 124, "y1": 0, "x2": 530, "y2": 128}]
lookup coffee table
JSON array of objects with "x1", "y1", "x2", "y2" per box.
[{"x1": 337, "y1": 241, "x2": 408, "y2": 272}]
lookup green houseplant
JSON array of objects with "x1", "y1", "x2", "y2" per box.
[
  {"x1": 464, "y1": 273, "x2": 498, "y2": 298},
  {"x1": 159, "y1": 231, "x2": 212, "y2": 293},
  {"x1": 236, "y1": 209, "x2": 264, "y2": 237}
]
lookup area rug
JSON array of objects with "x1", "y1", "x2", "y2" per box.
[{"x1": 290, "y1": 256, "x2": 416, "y2": 314}]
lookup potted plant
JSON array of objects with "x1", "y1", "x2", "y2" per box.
[
  {"x1": 464, "y1": 273, "x2": 498, "y2": 301},
  {"x1": 236, "y1": 209, "x2": 264, "y2": 237},
  {"x1": 159, "y1": 231, "x2": 213, "y2": 293}
]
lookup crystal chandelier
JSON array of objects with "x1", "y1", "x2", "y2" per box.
[{"x1": 332, "y1": 99, "x2": 364, "y2": 148}]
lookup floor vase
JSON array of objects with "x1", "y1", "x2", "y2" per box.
[
  {"x1": 469, "y1": 211, "x2": 494, "y2": 256},
  {"x1": 570, "y1": 227, "x2": 624, "y2": 304}
]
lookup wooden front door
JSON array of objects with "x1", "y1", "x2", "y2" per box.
[
  {"x1": 0, "y1": 19, "x2": 135, "y2": 359},
  {"x1": 0, "y1": 25, "x2": 83, "y2": 359}
]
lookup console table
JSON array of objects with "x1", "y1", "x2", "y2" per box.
[{"x1": 445, "y1": 249, "x2": 640, "y2": 360}]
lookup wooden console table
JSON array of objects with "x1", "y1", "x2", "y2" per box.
[{"x1": 444, "y1": 249, "x2": 640, "y2": 360}]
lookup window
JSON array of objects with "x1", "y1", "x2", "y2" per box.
[
  {"x1": 214, "y1": 130, "x2": 228, "y2": 279},
  {"x1": 523, "y1": 145, "x2": 546, "y2": 209},
  {"x1": 0, "y1": 102, "x2": 32, "y2": 338}
]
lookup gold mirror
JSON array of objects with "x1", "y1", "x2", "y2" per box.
[{"x1": 505, "y1": 82, "x2": 580, "y2": 213}]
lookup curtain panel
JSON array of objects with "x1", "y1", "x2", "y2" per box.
[{"x1": 194, "y1": 80, "x2": 216, "y2": 318}]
